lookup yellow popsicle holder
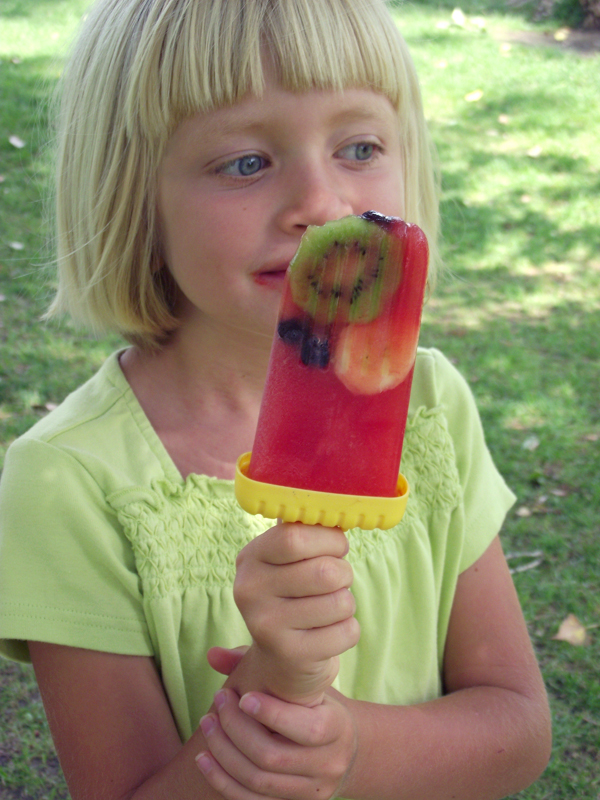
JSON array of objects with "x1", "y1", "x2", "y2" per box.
[{"x1": 235, "y1": 452, "x2": 409, "y2": 531}]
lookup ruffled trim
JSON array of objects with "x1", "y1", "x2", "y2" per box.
[
  {"x1": 108, "y1": 475, "x2": 271, "y2": 597},
  {"x1": 401, "y1": 405, "x2": 461, "y2": 511},
  {"x1": 107, "y1": 407, "x2": 460, "y2": 599}
]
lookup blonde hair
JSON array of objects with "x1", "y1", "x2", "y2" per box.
[{"x1": 48, "y1": 0, "x2": 440, "y2": 348}]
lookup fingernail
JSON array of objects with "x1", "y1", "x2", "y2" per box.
[
  {"x1": 196, "y1": 752, "x2": 212, "y2": 774},
  {"x1": 214, "y1": 690, "x2": 226, "y2": 711},
  {"x1": 200, "y1": 714, "x2": 215, "y2": 736},
  {"x1": 239, "y1": 693, "x2": 260, "y2": 715}
]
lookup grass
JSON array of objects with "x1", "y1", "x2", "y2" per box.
[{"x1": 1, "y1": 1, "x2": 599, "y2": 798}]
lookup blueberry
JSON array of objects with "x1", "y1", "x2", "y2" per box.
[
  {"x1": 361, "y1": 209, "x2": 394, "y2": 231},
  {"x1": 278, "y1": 318, "x2": 307, "y2": 346},
  {"x1": 278, "y1": 318, "x2": 330, "y2": 368},
  {"x1": 300, "y1": 334, "x2": 330, "y2": 368}
]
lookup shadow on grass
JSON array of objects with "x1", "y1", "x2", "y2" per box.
[
  {"x1": 437, "y1": 178, "x2": 600, "y2": 267},
  {"x1": 426, "y1": 84, "x2": 600, "y2": 272}
]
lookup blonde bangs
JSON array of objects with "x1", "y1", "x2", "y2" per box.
[
  {"x1": 268, "y1": 3, "x2": 406, "y2": 108},
  {"x1": 126, "y1": 0, "x2": 412, "y2": 143}
]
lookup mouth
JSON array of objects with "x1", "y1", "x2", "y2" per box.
[{"x1": 253, "y1": 264, "x2": 289, "y2": 288}]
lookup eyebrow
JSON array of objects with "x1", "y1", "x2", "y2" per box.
[
  {"x1": 206, "y1": 97, "x2": 394, "y2": 138},
  {"x1": 327, "y1": 104, "x2": 394, "y2": 125}
]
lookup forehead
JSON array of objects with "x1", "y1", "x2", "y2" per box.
[{"x1": 164, "y1": 82, "x2": 399, "y2": 155}]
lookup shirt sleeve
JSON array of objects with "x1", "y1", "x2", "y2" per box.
[
  {"x1": 428, "y1": 348, "x2": 517, "y2": 571},
  {"x1": 0, "y1": 436, "x2": 153, "y2": 662}
]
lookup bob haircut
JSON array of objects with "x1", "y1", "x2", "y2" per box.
[{"x1": 48, "y1": 0, "x2": 440, "y2": 348}]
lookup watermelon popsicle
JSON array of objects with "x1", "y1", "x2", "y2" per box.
[{"x1": 235, "y1": 211, "x2": 428, "y2": 530}]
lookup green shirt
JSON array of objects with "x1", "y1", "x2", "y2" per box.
[{"x1": 0, "y1": 348, "x2": 515, "y2": 741}]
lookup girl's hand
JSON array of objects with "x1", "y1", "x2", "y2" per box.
[
  {"x1": 232, "y1": 522, "x2": 360, "y2": 705},
  {"x1": 207, "y1": 645, "x2": 249, "y2": 676},
  {"x1": 197, "y1": 687, "x2": 357, "y2": 800}
]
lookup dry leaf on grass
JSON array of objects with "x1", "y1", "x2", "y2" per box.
[
  {"x1": 522, "y1": 434, "x2": 540, "y2": 451},
  {"x1": 30, "y1": 402, "x2": 58, "y2": 413},
  {"x1": 554, "y1": 27, "x2": 570, "y2": 42},
  {"x1": 506, "y1": 550, "x2": 543, "y2": 574},
  {"x1": 451, "y1": 8, "x2": 467, "y2": 27},
  {"x1": 553, "y1": 614, "x2": 590, "y2": 646}
]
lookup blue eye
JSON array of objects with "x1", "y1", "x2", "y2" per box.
[
  {"x1": 220, "y1": 155, "x2": 265, "y2": 177},
  {"x1": 354, "y1": 143, "x2": 375, "y2": 161},
  {"x1": 338, "y1": 142, "x2": 378, "y2": 162}
]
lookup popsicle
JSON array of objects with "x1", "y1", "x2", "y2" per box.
[{"x1": 235, "y1": 211, "x2": 428, "y2": 530}]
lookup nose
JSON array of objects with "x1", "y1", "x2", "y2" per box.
[{"x1": 276, "y1": 161, "x2": 354, "y2": 234}]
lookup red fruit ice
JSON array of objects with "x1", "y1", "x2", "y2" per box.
[{"x1": 247, "y1": 211, "x2": 428, "y2": 499}]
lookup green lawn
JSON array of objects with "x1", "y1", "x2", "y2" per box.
[{"x1": 1, "y1": 1, "x2": 599, "y2": 798}]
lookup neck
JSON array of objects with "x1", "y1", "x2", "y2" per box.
[
  {"x1": 159, "y1": 317, "x2": 274, "y2": 409},
  {"x1": 120, "y1": 316, "x2": 276, "y2": 479}
]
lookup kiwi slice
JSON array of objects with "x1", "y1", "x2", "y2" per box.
[{"x1": 288, "y1": 215, "x2": 401, "y2": 326}]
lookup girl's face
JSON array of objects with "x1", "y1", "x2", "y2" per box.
[{"x1": 157, "y1": 74, "x2": 404, "y2": 343}]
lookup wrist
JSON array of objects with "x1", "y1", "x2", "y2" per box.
[{"x1": 226, "y1": 643, "x2": 339, "y2": 706}]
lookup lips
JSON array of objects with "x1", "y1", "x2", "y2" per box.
[{"x1": 253, "y1": 262, "x2": 290, "y2": 287}]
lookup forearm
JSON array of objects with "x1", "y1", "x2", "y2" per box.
[
  {"x1": 126, "y1": 724, "x2": 215, "y2": 800},
  {"x1": 128, "y1": 648, "x2": 330, "y2": 799},
  {"x1": 338, "y1": 684, "x2": 552, "y2": 800}
]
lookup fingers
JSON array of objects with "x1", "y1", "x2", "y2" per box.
[
  {"x1": 237, "y1": 690, "x2": 350, "y2": 748},
  {"x1": 286, "y1": 615, "x2": 361, "y2": 664},
  {"x1": 198, "y1": 749, "x2": 297, "y2": 800},
  {"x1": 196, "y1": 751, "x2": 262, "y2": 800},
  {"x1": 259, "y1": 554, "x2": 355, "y2": 599},
  {"x1": 198, "y1": 708, "x2": 316, "y2": 800},
  {"x1": 235, "y1": 555, "x2": 353, "y2": 609},
  {"x1": 259, "y1": 586, "x2": 356, "y2": 634},
  {"x1": 234, "y1": 524, "x2": 358, "y2": 664},
  {"x1": 250, "y1": 604, "x2": 360, "y2": 670},
  {"x1": 237, "y1": 523, "x2": 349, "y2": 568},
  {"x1": 197, "y1": 688, "x2": 357, "y2": 800}
]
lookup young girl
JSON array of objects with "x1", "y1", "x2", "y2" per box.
[{"x1": 0, "y1": 0, "x2": 551, "y2": 798}]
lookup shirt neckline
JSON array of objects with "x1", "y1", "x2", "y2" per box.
[{"x1": 104, "y1": 349, "x2": 236, "y2": 489}]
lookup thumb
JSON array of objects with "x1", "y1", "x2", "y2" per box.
[{"x1": 206, "y1": 645, "x2": 249, "y2": 675}]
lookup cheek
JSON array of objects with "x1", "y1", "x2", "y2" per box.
[
  {"x1": 159, "y1": 199, "x2": 211, "y2": 269},
  {"x1": 384, "y1": 162, "x2": 405, "y2": 214},
  {"x1": 384, "y1": 179, "x2": 405, "y2": 220}
]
